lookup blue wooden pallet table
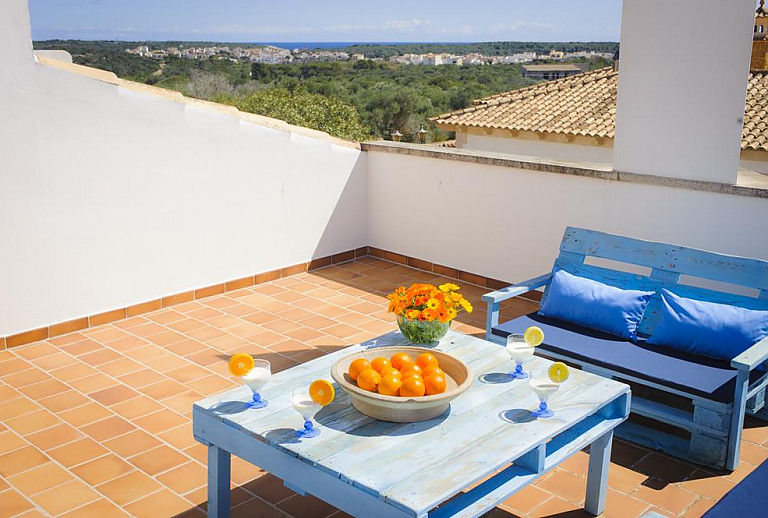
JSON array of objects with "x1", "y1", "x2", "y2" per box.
[{"x1": 193, "y1": 330, "x2": 631, "y2": 518}]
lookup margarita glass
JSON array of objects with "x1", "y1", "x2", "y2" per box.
[
  {"x1": 528, "y1": 377, "x2": 560, "y2": 418},
  {"x1": 506, "y1": 333, "x2": 535, "y2": 379},
  {"x1": 292, "y1": 386, "x2": 322, "y2": 438},
  {"x1": 241, "y1": 359, "x2": 271, "y2": 409}
]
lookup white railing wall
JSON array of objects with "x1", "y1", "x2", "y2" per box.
[{"x1": 366, "y1": 149, "x2": 768, "y2": 285}]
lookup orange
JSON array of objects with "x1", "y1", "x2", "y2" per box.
[
  {"x1": 421, "y1": 365, "x2": 444, "y2": 379},
  {"x1": 424, "y1": 374, "x2": 447, "y2": 395},
  {"x1": 377, "y1": 374, "x2": 402, "y2": 396},
  {"x1": 416, "y1": 352, "x2": 439, "y2": 370},
  {"x1": 400, "y1": 361, "x2": 422, "y2": 377},
  {"x1": 228, "y1": 353, "x2": 255, "y2": 376},
  {"x1": 380, "y1": 366, "x2": 402, "y2": 379},
  {"x1": 370, "y1": 357, "x2": 391, "y2": 373},
  {"x1": 309, "y1": 379, "x2": 335, "y2": 406},
  {"x1": 400, "y1": 377, "x2": 426, "y2": 397},
  {"x1": 401, "y1": 371, "x2": 423, "y2": 382},
  {"x1": 356, "y1": 368, "x2": 381, "y2": 392},
  {"x1": 349, "y1": 358, "x2": 372, "y2": 382},
  {"x1": 390, "y1": 352, "x2": 413, "y2": 370}
]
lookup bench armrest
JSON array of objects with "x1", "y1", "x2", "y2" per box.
[
  {"x1": 481, "y1": 273, "x2": 552, "y2": 304},
  {"x1": 732, "y1": 335, "x2": 768, "y2": 371},
  {"x1": 482, "y1": 273, "x2": 552, "y2": 342}
]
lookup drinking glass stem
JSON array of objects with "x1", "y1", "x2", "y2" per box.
[
  {"x1": 509, "y1": 361, "x2": 528, "y2": 379},
  {"x1": 249, "y1": 392, "x2": 268, "y2": 408},
  {"x1": 304, "y1": 419, "x2": 314, "y2": 432},
  {"x1": 539, "y1": 401, "x2": 548, "y2": 412}
]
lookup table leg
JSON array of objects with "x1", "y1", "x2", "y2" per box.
[
  {"x1": 585, "y1": 430, "x2": 613, "y2": 516},
  {"x1": 208, "y1": 445, "x2": 231, "y2": 518}
]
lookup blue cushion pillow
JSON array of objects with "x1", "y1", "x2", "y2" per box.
[
  {"x1": 539, "y1": 270, "x2": 654, "y2": 340},
  {"x1": 648, "y1": 289, "x2": 768, "y2": 360}
]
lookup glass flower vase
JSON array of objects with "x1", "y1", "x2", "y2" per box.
[{"x1": 396, "y1": 315, "x2": 451, "y2": 344}]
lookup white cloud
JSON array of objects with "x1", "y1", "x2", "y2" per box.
[
  {"x1": 384, "y1": 19, "x2": 431, "y2": 31},
  {"x1": 204, "y1": 25, "x2": 312, "y2": 35},
  {"x1": 324, "y1": 19, "x2": 431, "y2": 33},
  {"x1": 490, "y1": 21, "x2": 553, "y2": 33},
  {"x1": 323, "y1": 24, "x2": 368, "y2": 32},
  {"x1": 432, "y1": 24, "x2": 474, "y2": 36}
]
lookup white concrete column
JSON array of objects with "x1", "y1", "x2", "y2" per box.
[
  {"x1": 1, "y1": 0, "x2": 34, "y2": 80},
  {"x1": 613, "y1": 0, "x2": 756, "y2": 184}
]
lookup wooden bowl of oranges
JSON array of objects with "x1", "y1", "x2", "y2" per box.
[{"x1": 330, "y1": 346, "x2": 473, "y2": 423}]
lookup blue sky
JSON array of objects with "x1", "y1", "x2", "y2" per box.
[{"x1": 29, "y1": 0, "x2": 621, "y2": 42}]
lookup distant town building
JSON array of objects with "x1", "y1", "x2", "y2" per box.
[
  {"x1": 752, "y1": 0, "x2": 768, "y2": 71},
  {"x1": 422, "y1": 53, "x2": 444, "y2": 66},
  {"x1": 521, "y1": 64, "x2": 582, "y2": 80},
  {"x1": 250, "y1": 46, "x2": 292, "y2": 64},
  {"x1": 124, "y1": 44, "x2": 612, "y2": 70},
  {"x1": 548, "y1": 50, "x2": 565, "y2": 60}
]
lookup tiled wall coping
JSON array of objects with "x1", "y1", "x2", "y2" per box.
[
  {"x1": 0, "y1": 247, "x2": 534, "y2": 349},
  {"x1": 362, "y1": 141, "x2": 768, "y2": 199}
]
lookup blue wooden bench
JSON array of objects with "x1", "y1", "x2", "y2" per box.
[{"x1": 482, "y1": 227, "x2": 768, "y2": 470}]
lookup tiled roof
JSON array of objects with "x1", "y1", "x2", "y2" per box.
[
  {"x1": 743, "y1": 71, "x2": 768, "y2": 152},
  {"x1": 431, "y1": 67, "x2": 768, "y2": 152},
  {"x1": 431, "y1": 67, "x2": 618, "y2": 139}
]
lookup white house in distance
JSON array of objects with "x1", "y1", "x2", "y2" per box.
[{"x1": 431, "y1": 3, "x2": 768, "y2": 175}]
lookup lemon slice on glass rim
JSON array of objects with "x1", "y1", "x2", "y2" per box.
[
  {"x1": 524, "y1": 326, "x2": 545, "y2": 347},
  {"x1": 548, "y1": 362, "x2": 570, "y2": 383},
  {"x1": 309, "y1": 379, "x2": 335, "y2": 406}
]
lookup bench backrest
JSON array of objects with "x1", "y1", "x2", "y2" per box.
[{"x1": 547, "y1": 227, "x2": 768, "y2": 337}]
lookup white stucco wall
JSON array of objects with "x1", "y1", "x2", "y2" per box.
[
  {"x1": 0, "y1": 0, "x2": 367, "y2": 336},
  {"x1": 741, "y1": 160, "x2": 768, "y2": 175},
  {"x1": 613, "y1": 0, "x2": 755, "y2": 184},
  {"x1": 367, "y1": 151, "x2": 768, "y2": 285},
  {"x1": 463, "y1": 133, "x2": 613, "y2": 165}
]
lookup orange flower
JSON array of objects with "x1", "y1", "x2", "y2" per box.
[
  {"x1": 413, "y1": 294, "x2": 429, "y2": 306},
  {"x1": 387, "y1": 283, "x2": 472, "y2": 319}
]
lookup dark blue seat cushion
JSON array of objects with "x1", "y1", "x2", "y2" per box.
[
  {"x1": 492, "y1": 313, "x2": 761, "y2": 403},
  {"x1": 703, "y1": 458, "x2": 768, "y2": 517}
]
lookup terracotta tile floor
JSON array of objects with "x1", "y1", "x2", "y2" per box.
[{"x1": 0, "y1": 257, "x2": 766, "y2": 518}]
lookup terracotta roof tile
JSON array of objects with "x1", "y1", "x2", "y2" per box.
[{"x1": 431, "y1": 68, "x2": 768, "y2": 152}]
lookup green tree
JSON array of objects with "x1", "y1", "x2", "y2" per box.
[
  {"x1": 357, "y1": 83, "x2": 434, "y2": 138},
  {"x1": 232, "y1": 88, "x2": 370, "y2": 141},
  {"x1": 251, "y1": 62, "x2": 273, "y2": 82}
]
